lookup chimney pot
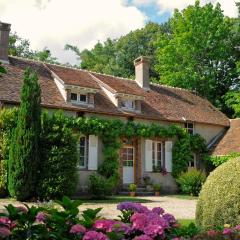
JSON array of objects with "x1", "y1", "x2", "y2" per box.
[
  {"x1": 134, "y1": 56, "x2": 150, "y2": 90},
  {"x1": 0, "y1": 21, "x2": 11, "y2": 63}
]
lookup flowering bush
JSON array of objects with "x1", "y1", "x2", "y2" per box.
[{"x1": 0, "y1": 196, "x2": 239, "y2": 239}]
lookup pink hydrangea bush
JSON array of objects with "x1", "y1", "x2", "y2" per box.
[{"x1": 0, "y1": 197, "x2": 239, "y2": 239}]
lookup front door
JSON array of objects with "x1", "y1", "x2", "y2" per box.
[{"x1": 122, "y1": 146, "x2": 134, "y2": 184}]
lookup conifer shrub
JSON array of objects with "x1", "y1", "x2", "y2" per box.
[
  {"x1": 8, "y1": 68, "x2": 41, "y2": 201},
  {"x1": 37, "y1": 112, "x2": 78, "y2": 200},
  {"x1": 196, "y1": 157, "x2": 240, "y2": 230}
]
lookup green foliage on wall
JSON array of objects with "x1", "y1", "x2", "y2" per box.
[
  {"x1": 8, "y1": 68, "x2": 41, "y2": 201},
  {"x1": 37, "y1": 112, "x2": 78, "y2": 200},
  {"x1": 205, "y1": 152, "x2": 240, "y2": 167},
  {"x1": 0, "y1": 107, "x2": 207, "y2": 197},
  {"x1": 68, "y1": 117, "x2": 207, "y2": 179},
  {"x1": 0, "y1": 108, "x2": 18, "y2": 162}
]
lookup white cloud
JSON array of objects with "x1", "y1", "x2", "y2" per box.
[
  {"x1": 1, "y1": 0, "x2": 146, "y2": 64},
  {"x1": 132, "y1": 0, "x2": 238, "y2": 17}
]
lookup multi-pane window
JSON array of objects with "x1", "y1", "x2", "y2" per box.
[
  {"x1": 71, "y1": 93, "x2": 78, "y2": 101},
  {"x1": 122, "y1": 147, "x2": 134, "y2": 167},
  {"x1": 120, "y1": 100, "x2": 135, "y2": 110},
  {"x1": 71, "y1": 92, "x2": 87, "y2": 103},
  {"x1": 78, "y1": 136, "x2": 88, "y2": 168},
  {"x1": 79, "y1": 94, "x2": 87, "y2": 102},
  {"x1": 184, "y1": 122, "x2": 194, "y2": 135},
  {"x1": 152, "y1": 141, "x2": 163, "y2": 169}
]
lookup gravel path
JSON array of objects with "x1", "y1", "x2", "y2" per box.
[
  {"x1": 0, "y1": 196, "x2": 196, "y2": 220},
  {"x1": 81, "y1": 196, "x2": 196, "y2": 219}
]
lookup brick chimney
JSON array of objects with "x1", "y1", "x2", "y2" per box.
[
  {"x1": 0, "y1": 21, "x2": 11, "y2": 63},
  {"x1": 134, "y1": 56, "x2": 150, "y2": 90}
]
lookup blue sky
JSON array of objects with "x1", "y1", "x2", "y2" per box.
[{"x1": 127, "y1": 0, "x2": 172, "y2": 23}]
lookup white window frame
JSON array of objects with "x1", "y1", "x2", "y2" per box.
[
  {"x1": 122, "y1": 146, "x2": 135, "y2": 167},
  {"x1": 184, "y1": 122, "x2": 194, "y2": 135},
  {"x1": 188, "y1": 153, "x2": 197, "y2": 168},
  {"x1": 78, "y1": 136, "x2": 88, "y2": 169},
  {"x1": 79, "y1": 93, "x2": 88, "y2": 103},
  {"x1": 152, "y1": 141, "x2": 163, "y2": 170},
  {"x1": 120, "y1": 99, "x2": 135, "y2": 110},
  {"x1": 71, "y1": 92, "x2": 88, "y2": 104},
  {"x1": 70, "y1": 92, "x2": 78, "y2": 102}
]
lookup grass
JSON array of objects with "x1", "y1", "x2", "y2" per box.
[
  {"x1": 78, "y1": 195, "x2": 152, "y2": 204},
  {"x1": 178, "y1": 219, "x2": 195, "y2": 226},
  {"x1": 168, "y1": 194, "x2": 198, "y2": 200}
]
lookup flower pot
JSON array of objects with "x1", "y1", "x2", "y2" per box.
[
  {"x1": 130, "y1": 192, "x2": 136, "y2": 197},
  {"x1": 155, "y1": 191, "x2": 160, "y2": 196}
]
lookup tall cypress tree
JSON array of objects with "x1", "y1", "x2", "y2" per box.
[{"x1": 8, "y1": 68, "x2": 41, "y2": 200}]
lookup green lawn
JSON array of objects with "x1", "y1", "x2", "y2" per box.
[
  {"x1": 167, "y1": 194, "x2": 198, "y2": 200},
  {"x1": 178, "y1": 219, "x2": 195, "y2": 226},
  {"x1": 78, "y1": 195, "x2": 152, "y2": 204}
]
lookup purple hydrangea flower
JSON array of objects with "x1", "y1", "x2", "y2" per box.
[
  {"x1": 70, "y1": 224, "x2": 86, "y2": 234},
  {"x1": 133, "y1": 234, "x2": 153, "y2": 240},
  {"x1": 223, "y1": 228, "x2": 233, "y2": 235},
  {"x1": 152, "y1": 207, "x2": 164, "y2": 215},
  {"x1": 117, "y1": 202, "x2": 149, "y2": 213},
  {"x1": 83, "y1": 231, "x2": 109, "y2": 240},
  {"x1": 162, "y1": 213, "x2": 176, "y2": 225}
]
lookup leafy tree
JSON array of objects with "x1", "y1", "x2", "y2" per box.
[
  {"x1": 8, "y1": 68, "x2": 41, "y2": 201},
  {"x1": 65, "y1": 22, "x2": 165, "y2": 79},
  {"x1": 37, "y1": 112, "x2": 78, "y2": 200},
  {"x1": 9, "y1": 32, "x2": 59, "y2": 64},
  {"x1": 155, "y1": 1, "x2": 239, "y2": 114},
  {"x1": 33, "y1": 47, "x2": 59, "y2": 64},
  {"x1": 224, "y1": 91, "x2": 240, "y2": 117},
  {"x1": 9, "y1": 32, "x2": 34, "y2": 58}
]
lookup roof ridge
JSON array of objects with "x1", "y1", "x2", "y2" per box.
[
  {"x1": 150, "y1": 82, "x2": 196, "y2": 93},
  {"x1": 10, "y1": 55, "x2": 136, "y2": 82}
]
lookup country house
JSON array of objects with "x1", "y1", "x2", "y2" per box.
[{"x1": 0, "y1": 21, "x2": 234, "y2": 193}]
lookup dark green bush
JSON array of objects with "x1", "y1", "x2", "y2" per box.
[
  {"x1": 8, "y1": 68, "x2": 41, "y2": 201},
  {"x1": 88, "y1": 173, "x2": 117, "y2": 199},
  {"x1": 37, "y1": 112, "x2": 78, "y2": 200},
  {"x1": 177, "y1": 169, "x2": 206, "y2": 196},
  {"x1": 0, "y1": 108, "x2": 18, "y2": 162},
  {"x1": 196, "y1": 157, "x2": 240, "y2": 230},
  {"x1": 0, "y1": 160, "x2": 7, "y2": 197}
]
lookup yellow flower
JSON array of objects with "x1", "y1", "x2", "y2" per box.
[{"x1": 224, "y1": 224, "x2": 231, "y2": 228}]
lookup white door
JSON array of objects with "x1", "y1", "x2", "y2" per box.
[{"x1": 122, "y1": 147, "x2": 134, "y2": 184}]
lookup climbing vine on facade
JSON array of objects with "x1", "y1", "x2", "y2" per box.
[{"x1": 0, "y1": 109, "x2": 207, "y2": 188}]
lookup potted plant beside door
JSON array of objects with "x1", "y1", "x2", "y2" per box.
[
  {"x1": 153, "y1": 183, "x2": 161, "y2": 196},
  {"x1": 128, "y1": 183, "x2": 137, "y2": 197}
]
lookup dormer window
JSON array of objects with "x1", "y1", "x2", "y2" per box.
[
  {"x1": 120, "y1": 100, "x2": 135, "y2": 110},
  {"x1": 71, "y1": 93, "x2": 78, "y2": 101},
  {"x1": 71, "y1": 92, "x2": 88, "y2": 104},
  {"x1": 79, "y1": 94, "x2": 87, "y2": 102}
]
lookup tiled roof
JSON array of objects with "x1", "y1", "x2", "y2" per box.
[
  {"x1": 0, "y1": 56, "x2": 230, "y2": 127},
  {"x1": 211, "y1": 119, "x2": 240, "y2": 156},
  {"x1": 92, "y1": 73, "x2": 145, "y2": 97},
  {"x1": 46, "y1": 64, "x2": 100, "y2": 90}
]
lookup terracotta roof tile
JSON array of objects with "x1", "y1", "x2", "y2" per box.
[
  {"x1": 46, "y1": 64, "x2": 100, "y2": 89},
  {"x1": 211, "y1": 119, "x2": 240, "y2": 155},
  {"x1": 92, "y1": 73, "x2": 145, "y2": 96},
  {"x1": 0, "y1": 56, "x2": 230, "y2": 127}
]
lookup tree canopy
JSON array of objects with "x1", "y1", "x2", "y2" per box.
[
  {"x1": 155, "y1": 1, "x2": 239, "y2": 114},
  {"x1": 9, "y1": 32, "x2": 59, "y2": 64},
  {"x1": 65, "y1": 22, "x2": 167, "y2": 79}
]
